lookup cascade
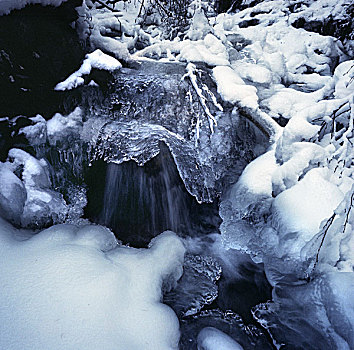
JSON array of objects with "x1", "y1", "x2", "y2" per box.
[{"x1": 85, "y1": 143, "x2": 220, "y2": 247}]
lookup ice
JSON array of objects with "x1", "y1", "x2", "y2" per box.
[
  {"x1": 55, "y1": 50, "x2": 122, "y2": 91},
  {"x1": 0, "y1": 220, "x2": 185, "y2": 350}
]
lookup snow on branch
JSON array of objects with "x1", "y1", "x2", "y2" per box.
[{"x1": 183, "y1": 63, "x2": 221, "y2": 139}]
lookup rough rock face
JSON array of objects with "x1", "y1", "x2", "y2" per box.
[{"x1": 0, "y1": 0, "x2": 85, "y2": 118}]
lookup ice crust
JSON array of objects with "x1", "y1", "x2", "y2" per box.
[{"x1": 0, "y1": 220, "x2": 185, "y2": 350}]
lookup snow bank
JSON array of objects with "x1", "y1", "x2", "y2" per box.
[
  {"x1": 55, "y1": 49, "x2": 121, "y2": 91},
  {"x1": 197, "y1": 327, "x2": 244, "y2": 350},
  {"x1": 0, "y1": 0, "x2": 67, "y2": 16},
  {"x1": 0, "y1": 221, "x2": 185, "y2": 350}
]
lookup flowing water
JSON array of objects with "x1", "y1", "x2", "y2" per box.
[{"x1": 83, "y1": 142, "x2": 274, "y2": 349}]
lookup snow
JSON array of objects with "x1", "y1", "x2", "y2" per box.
[
  {"x1": 234, "y1": 150, "x2": 278, "y2": 199},
  {"x1": 0, "y1": 0, "x2": 67, "y2": 16},
  {"x1": 271, "y1": 168, "x2": 344, "y2": 257},
  {"x1": 0, "y1": 221, "x2": 185, "y2": 350},
  {"x1": 55, "y1": 50, "x2": 122, "y2": 91},
  {"x1": 232, "y1": 62, "x2": 273, "y2": 85},
  {"x1": 197, "y1": 327, "x2": 244, "y2": 350},
  {"x1": 212, "y1": 66, "x2": 258, "y2": 110},
  {"x1": 178, "y1": 35, "x2": 229, "y2": 66},
  {"x1": 19, "y1": 115, "x2": 47, "y2": 146},
  {"x1": 333, "y1": 60, "x2": 354, "y2": 99},
  {"x1": 186, "y1": 8, "x2": 212, "y2": 41},
  {"x1": 216, "y1": 1, "x2": 353, "y2": 288},
  {"x1": 47, "y1": 107, "x2": 83, "y2": 145}
]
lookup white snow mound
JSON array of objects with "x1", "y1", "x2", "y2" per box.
[{"x1": 0, "y1": 220, "x2": 185, "y2": 350}]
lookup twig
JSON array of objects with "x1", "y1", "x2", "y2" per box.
[
  {"x1": 342, "y1": 191, "x2": 353, "y2": 233},
  {"x1": 94, "y1": 0, "x2": 116, "y2": 12},
  {"x1": 311, "y1": 213, "x2": 336, "y2": 273}
]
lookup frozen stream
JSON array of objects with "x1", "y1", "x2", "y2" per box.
[{"x1": 1, "y1": 56, "x2": 352, "y2": 350}]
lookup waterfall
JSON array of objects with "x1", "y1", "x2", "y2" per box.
[{"x1": 91, "y1": 145, "x2": 192, "y2": 246}]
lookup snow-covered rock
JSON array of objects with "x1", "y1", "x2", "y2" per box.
[
  {"x1": 186, "y1": 8, "x2": 212, "y2": 41},
  {"x1": 270, "y1": 168, "x2": 345, "y2": 259},
  {"x1": 19, "y1": 115, "x2": 47, "y2": 146},
  {"x1": 197, "y1": 327, "x2": 244, "y2": 350},
  {"x1": 55, "y1": 49, "x2": 122, "y2": 91},
  {"x1": 0, "y1": 221, "x2": 185, "y2": 350},
  {"x1": 47, "y1": 107, "x2": 83, "y2": 145},
  {"x1": 333, "y1": 60, "x2": 354, "y2": 99},
  {"x1": 212, "y1": 66, "x2": 259, "y2": 110}
]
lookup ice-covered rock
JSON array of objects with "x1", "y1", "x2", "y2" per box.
[
  {"x1": 0, "y1": 162, "x2": 27, "y2": 223},
  {"x1": 253, "y1": 271, "x2": 354, "y2": 350},
  {"x1": 0, "y1": 220, "x2": 185, "y2": 350},
  {"x1": 84, "y1": 61, "x2": 266, "y2": 203},
  {"x1": 3, "y1": 149, "x2": 68, "y2": 228}
]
